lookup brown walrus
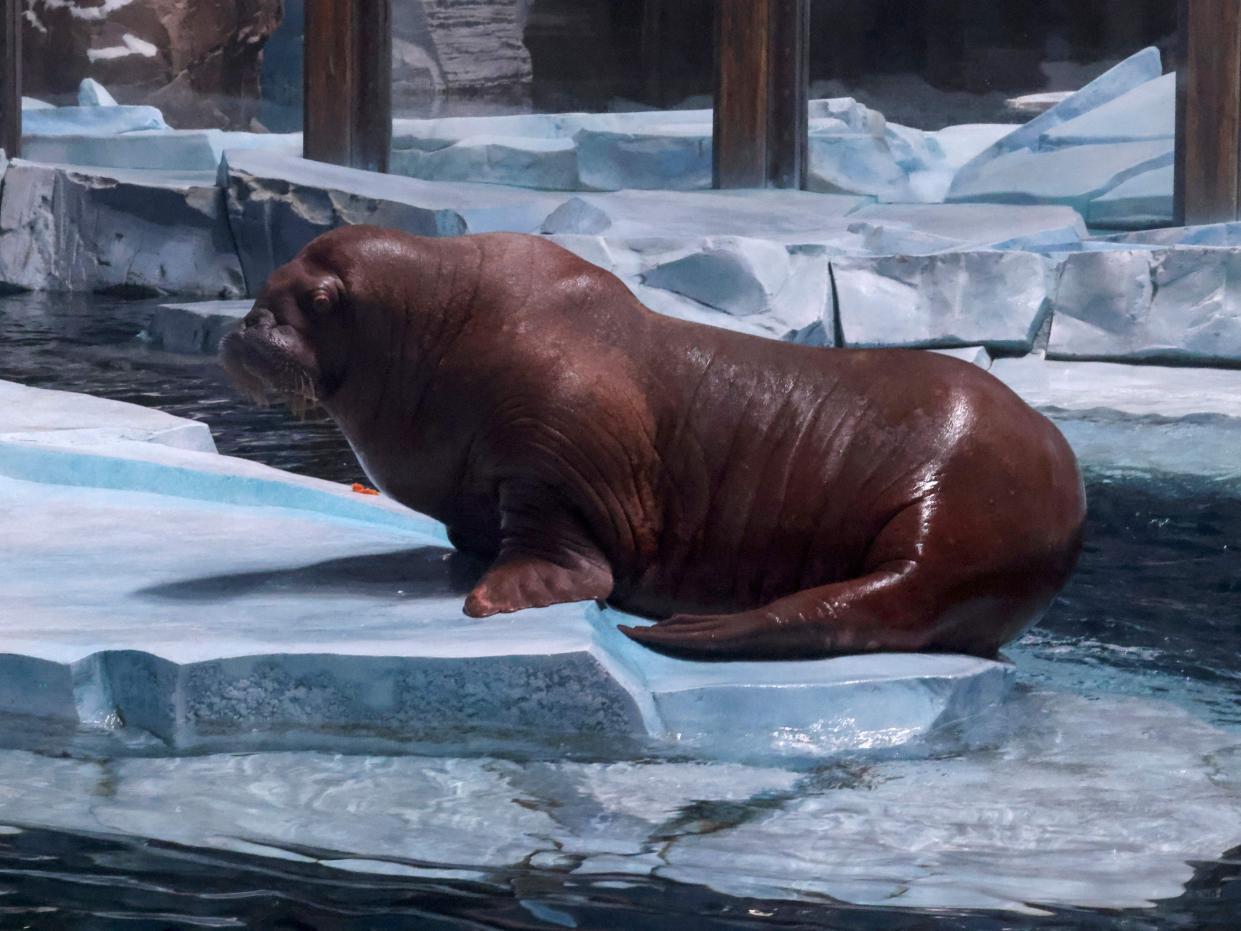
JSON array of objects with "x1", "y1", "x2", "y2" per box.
[{"x1": 220, "y1": 225, "x2": 1086, "y2": 661}]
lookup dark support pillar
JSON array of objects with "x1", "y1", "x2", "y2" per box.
[
  {"x1": 1175, "y1": 0, "x2": 1241, "y2": 225},
  {"x1": 0, "y1": 0, "x2": 20, "y2": 158},
  {"x1": 304, "y1": 0, "x2": 392, "y2": 173},
  {"x1": 713, "y1": 0, "x2": 808, "y2": 189}
]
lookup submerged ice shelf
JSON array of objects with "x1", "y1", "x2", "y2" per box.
[{"x1": 0, "y1": 379, "x2": 1012, "y2": 762}]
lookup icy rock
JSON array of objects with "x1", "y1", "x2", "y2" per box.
[
  {"x1": 21, "y1": 96, "x2": 55, "y2": 110},
  {"x1": 22, "y1": 130, "x2": 302, "y2": 173},
  {"x1": 575, "y1": 124, "x2": 711, "y2": 191},
  {"x1": 540, "y1": 196, "x2": 613, "y2": 235},
  {"x1": 0, "y1": 392, "x2": 1010, "y2": 761},
  {"x1": 1041, "y1": 72, "x2": 1174, "y2": 149},
  {"x1": 0, "y1": 161, "x2": 244, "y2": 298},
  {"x1": 23, "y1": 132, "x2": 223, "y2": 172},
  {"x1": 1049, "y1": 249, "x2": 1241, "y2": 364},
  {"x1": 832, "y1": 251, "x2": 1052, "y2": 351},
  {"x1": 807, "y1": 130, "x2": 911, "y2": 200},
  {"x1": 147, "y1": 300, "x2": 251, "y2": 354},
  {"x1": 21, "y1": 105, "x2": 169, "y2": 136},
  {"x1": 951, "y1": 47, "x2": 1163, "y2": 193},
  {"x1": 541, "y1": 188, "x2": 868, "y2": 241},
  {"x1": 552, "y1": 234, "x2": 832, "y2": 340},
  {"x1": 390, "y1": 135, "x2": 580, "y2": 190},
  {"x1": 807, "y1": 97, "x2": 887, "y2": 134},
  {"x1": 948, "y1": 139, "x2": 1172, "y2": 211},
  {"x1": 989, "y1": 356, "x2": 1241, "y2": 482},
  {"x1": 1085, "y1": 164, "x2": 1173, "y2": 230},
  {"x1": 642, "y1": 238, "x2": 792, "y2": 316},
  {"x1": 222, "y1": 149, "x2": 567, "y2": 294},
  {"x1": 0, "y1": 380, "x2": 215, "y2": 453},
  {"x1": 77, "y1": 78, "x2": 118, "y2": 107},
  {"x1": 1102, "y1": 220, "x2": 1241, "y2": 248},
  {"x1": 845, "y1": 203, "x2": 1087, "y2": 253}
]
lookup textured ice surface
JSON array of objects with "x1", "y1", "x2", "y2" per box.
[
  {"x1": 0, "y1": 380, "x2": 215, "y2": 453},
  {"x1": 22, "y1": 129, "x2": 301, "y2": 173},
  {"x1": 1041, "y1": 71, "x2": 1174, "y2": 149},
  {"x1": 0, "y1": 160, "x2": 244, "y2": 297},
  {"x1": 990, "y1": 355, "x2": 1241, "y2": 484},
  {"x1": 551, "y1": 235, "x2": 832, "y2": 340},
  {"x1": 146, "y1": 299, "x2": 250, "y2": 353},
  {"x1": 575, "y1": 124, "x2": 712, "y2": 191},
  {"x1": 832, "y1": 251, "x2": 1052, "y2": 350},
  {"x1": 77, "y1": 78, "x2": 118, "y2": 108},
  {"x1": 948, "y1": 139, "x2": 1173, "y2": 211},
  {"x1": 21, "y1": 104, "x2": 169, "y2": 136},
  {"x1": 1087, "y1": 163, "x2": 1173, "y2": 229},
  {"x1": 951, "y1": 48, "x2": 1163, "y2": 193},
  {"x1": 1049, "y1": 248, "x2": 1241, "y2": 364},
  {"x1": 222, "y1": 149, "x2": 567, "y2": 293},
  {"x1": 0, "y1": 381, "x2": 1012, "y2": 762},
  {"x1": 391, "y1": 135, "x2": 581, "y2": 190},
  {"x1": 541, "y1": 188, "x2": 868, "y2": 241}
]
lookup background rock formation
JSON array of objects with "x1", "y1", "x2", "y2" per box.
[{"x1": 23, "y1": 0, "x2": 282, "y2": 129}]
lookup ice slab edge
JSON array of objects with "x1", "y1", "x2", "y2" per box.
[
  {"x1": 0, "y1": 420, "x2": 1013, "y2": 763},
  {"x1": 0, "y1": 619, "x2": 1015, "y2": 764}
]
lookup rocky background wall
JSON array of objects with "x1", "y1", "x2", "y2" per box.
[
  {"x1": 23, "y1": 0, "x2": 283, "y2": 130},
  {"x1": 19, "y1": 0, "x2": 1178, "y2": 132}
]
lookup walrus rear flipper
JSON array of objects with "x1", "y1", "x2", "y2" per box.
[{"x1": 617, "y1": 564, "x2": 947, "y2": 661}]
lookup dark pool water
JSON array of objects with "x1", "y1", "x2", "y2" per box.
[{"x1": 0, "y1": 293, "x2": 1238, "y2": 929}]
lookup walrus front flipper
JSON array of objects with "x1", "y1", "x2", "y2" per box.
[{"x1": 463, "y1": 480, "x2": 614, "y2": 618}]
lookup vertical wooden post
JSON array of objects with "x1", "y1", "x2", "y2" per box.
[
  {"x1": 304, "y1": 0, "x2": 392, "y2": 173},
  {"x1": 767, "y1": 0, "x2": 808, "y2": 189},
  {"x1": 1175, "y1": 0, "x2": 1241, "y2": 225},
  {"x1": 0, "y1": 0, "x2": 20, "y2": 159},
  {"x1": 713, "y1": 0, "x2": 808, "y2": 189}
]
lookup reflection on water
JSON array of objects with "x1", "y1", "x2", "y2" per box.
[{"x1": 0, "y1": 292, "x2": 1239, "y2": 928}]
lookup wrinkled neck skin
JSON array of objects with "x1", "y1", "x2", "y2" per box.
[{"x1": 320, "y1": 239, "x2": 485, "y2": 524}]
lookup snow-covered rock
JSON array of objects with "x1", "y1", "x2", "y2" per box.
[
  {"x1": 146, "y1": 300, "x2": 251, "y2": 354},
  {"x1": 832, "y1": 251, "x2": 1052, "y2": 351},
  {"x1": 222, "y1": 149, "x2": 568, "y2": 294},
  {"x1": 0, "y1": 161, "x2": 244, "y2": 298},
  {"x1": 1049, "y1": 249, "x2": 1241, "y2": 364}
]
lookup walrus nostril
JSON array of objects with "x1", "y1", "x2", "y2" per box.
[{"x1": 243, "y1": 305, "x2": 276, "y2": 330}]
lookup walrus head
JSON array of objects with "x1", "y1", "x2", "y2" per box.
[{"x1": 220, "y1": 241, "x2": 355, "y2": 417}]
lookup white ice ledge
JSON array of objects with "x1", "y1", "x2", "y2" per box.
[{"x1": 0, "y1": 380, "x2": 1012, "y2": 762}]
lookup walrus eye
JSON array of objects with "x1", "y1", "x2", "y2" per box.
[{"x1": 309, "y1": 290, "x2": 332, "y2": 317}]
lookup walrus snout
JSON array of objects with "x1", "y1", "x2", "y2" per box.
[{"x1": 220, "y1": 302, "x2": 323, "y2": 413}]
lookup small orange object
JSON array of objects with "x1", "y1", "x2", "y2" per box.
[{"x1": 351, "y1": 482, "x2": 380, "y2": 496}]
